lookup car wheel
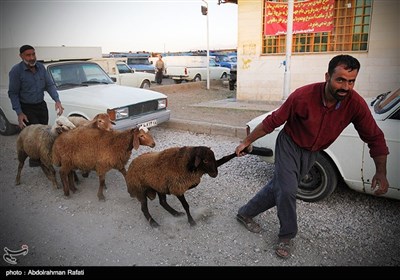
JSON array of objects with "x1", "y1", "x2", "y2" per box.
[
  {"x1": 221, "y1": 73, "x2": 228, "y2": 79},
  {"x1": 192, "y1": 75, "x2": 201, "y2": 82},
  {"x1": 0, "y1": 109, "x2": 19, "y2": 136},
  {"x1": 297, "y1": 153, "x2": 338, "y2": 202},
  {"x1": 140, "y1": 80, "x2": 151, "y2": 89},
  {"x1": 174, "y1": 80, "x2": 183, "y2": 84}
]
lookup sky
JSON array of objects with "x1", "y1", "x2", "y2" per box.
[{"x1": 0, "y1": 0, "x2": 238, "y2": 54}]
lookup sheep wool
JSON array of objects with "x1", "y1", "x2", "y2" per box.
[
  {"x1": 125, "y1": 146, "x2": 218, "y2": 228},
  {"x1": 52, "y1": 125, "x2": 155, "y2": 200},
  {"x1": 15, "y1": 116, "x2": 76, "y2": 188}
]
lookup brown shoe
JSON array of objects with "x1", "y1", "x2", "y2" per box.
[
  {"x1": 236, "y1": 214, "x2": 261, "y2": 233},
  {"x1": 275, "y1": 239, "x2": 292, "y2": 259}
]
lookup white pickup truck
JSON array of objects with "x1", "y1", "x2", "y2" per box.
[
  {"x1": 153, "y1": 55, "x2": 230, "y2": 84},
  {"x1": 90, "y1": 58, "x2": 155, "y2": 88}
]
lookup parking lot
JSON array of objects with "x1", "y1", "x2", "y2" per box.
[{"x1": 1, "y1": 125, "x2": 399, "y2": 267}]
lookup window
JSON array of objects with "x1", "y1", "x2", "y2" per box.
[{"x1": 262, "y1": 0, "x2": 372, "y2": 54}]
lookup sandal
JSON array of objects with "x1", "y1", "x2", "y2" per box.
[
  {"x1": 236, "y1": 214, "x2": 262, "y2": 233},
  {"x1": 275, "y1": 239, "x2": 292, "y2": 259}
]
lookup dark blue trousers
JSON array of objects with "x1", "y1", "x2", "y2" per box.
[{"x1": 238, "y1": 129, "x2": 318, "y2": 239}]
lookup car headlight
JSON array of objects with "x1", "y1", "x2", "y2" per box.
[
  {"x1": 107, "y1": 107, "x2": 129, "y2": 121},
  {"x1": 158, "y1": 99, "x2": 167, "y2": 109}
]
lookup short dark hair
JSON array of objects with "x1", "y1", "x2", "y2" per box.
[
  {"x1": 328, "y1": 54, "x2": 360, "y2": 75},
  {"x1": 19, "y1": 45, "x2": 35, "y2": 54}
]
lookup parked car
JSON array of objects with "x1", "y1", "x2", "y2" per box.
[
  {"x1": 0, "y1": 60, "x2": 170, "y2": 136},
  {"x1": 246, "y1": 88, "x2": 400, "y2": 202},
  {"x1": 90, "y1": 58, "x2": 155, "y2": 88}
]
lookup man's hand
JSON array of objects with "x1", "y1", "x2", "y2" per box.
[
  {"x1": 371, "y1": 172, "x2": 389, "y2": 196},
  {"x1": 55, "y1": 101, "x2": 64, "y2": 116},
  {"x1": 17, "y1": 113, "x2": 29, "y2": 129}
]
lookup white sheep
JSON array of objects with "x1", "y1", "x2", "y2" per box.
[
  {"x1": 52, "y1": 125, "x2": 155, "y2": 200},
  {"x1": 15, "y1": 116, "x2": 76, "y2": 188}
]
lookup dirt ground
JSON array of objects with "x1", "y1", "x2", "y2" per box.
[
  {"x1": 1, "y1": 82, "x2": 399, "y2": 272},
  {"x1": 152, "y1": 81, "x2": 270, "y2": 127}
]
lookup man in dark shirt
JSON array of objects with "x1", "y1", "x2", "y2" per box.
[
  {"x1": 235, "y1": 54, "x2": 389, "y2": 259},
  {"x1": 8, "y1": 45, "x2": 64, "y2": 166}
]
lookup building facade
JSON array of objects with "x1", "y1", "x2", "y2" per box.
[{"x1": 234, "y1": 0, "x2": 400, "y2": 102}]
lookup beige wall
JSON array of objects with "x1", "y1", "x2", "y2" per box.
[{"x1": 236, "y1": 0, "x2": 400, "y2": 102}]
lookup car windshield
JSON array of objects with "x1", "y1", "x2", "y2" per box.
[
  {"x1": 48, "y1": 62, "x2": 113, "y2": 89},
  {"x1": 127, "y1": 58, "x2": 151, "y2": 65},
  {"x1": 372, "y1": 88, "x2": 400, "y2": 114}
]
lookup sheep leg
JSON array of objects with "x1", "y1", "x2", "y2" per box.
[
  {"x1": 137, "y1": 194, "x2": 159, "y2": 228},
  {"x1": 68, "y1": 172, "x2": 77, "y2": 193},
  {"x1": 15, "y1": 151, "x2": 28, "y2": 185},
  {"x1": 158, "y1": 193, "x2": 185, "y2": 217},
  {"x1": 39, "y1": 164, "x2": 59, "y2": 189},
  {"x1": 176, "y1": 194, "x2": 196, "y2": 226},
  {"x1": 97, "y1": 174, "x2": 106, "y2": 201},
  {"x1": 73, "y1": 171, "x2": 80, "y2": 184},
  {"x1": 59, "y1": 167, "x2": 71, "y2": 197}
]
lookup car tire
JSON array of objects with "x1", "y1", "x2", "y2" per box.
[
  {"x1": 296, "y1": 153, "x2": 338, "y2": 202},
  {"x1": 140, "y1": 80, "x2": 151, "y2": 89},
  {"x1": 174, "y1": 80, "x2": 183, "y2": 84},
  {"x1": 192, "y1": 75, "x2": 201, "y2": 82},
  {"x1": 0, "y1": 109, "x2": 19, "y2": 136}
]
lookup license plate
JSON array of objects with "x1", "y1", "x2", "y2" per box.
[{"x1": 139, "y1": 119, "x2": 157, "y2": 128}]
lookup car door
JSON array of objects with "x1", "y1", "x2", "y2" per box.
[{"x1": 361, "y1": 91, "x2": 400, "y2": 198}]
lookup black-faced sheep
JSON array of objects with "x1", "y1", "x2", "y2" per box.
[
  {"x1": 52, "y1": 125, "x2": 155, "y2": 200},
  {"x1": 15, "y1": 116, "x2": 76, "y2": 188},
  {"x1": 125, "y1": 146, "x2": 220, "y2": 228}
]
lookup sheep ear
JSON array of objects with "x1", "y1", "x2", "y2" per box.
[
  {"x1": 133, "y1": 128, "x2": 140, "y2": 150},
  {"x1": 194, "y1": 155, "x2": 202, "y2": 168}
]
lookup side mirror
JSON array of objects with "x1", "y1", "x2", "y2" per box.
[{"x1": 201, "y1": 5, "x2": 208, "y2": 15}]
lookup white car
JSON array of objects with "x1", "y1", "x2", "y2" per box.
[
  {"x1": 0, "y1": 60, "x2": 170, "y2": 136},
  {"x1": 246, "y1": 88, "x2": 400, "y2": 202}
]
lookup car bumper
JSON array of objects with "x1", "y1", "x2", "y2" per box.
[{"x1": 113, "y1": 109, "x2": 171, "y2": 130}]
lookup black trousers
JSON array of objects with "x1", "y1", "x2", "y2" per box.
[
  {"x1": 156, "y1": 69, "x2": 163, "y2": 84},
  {"x1": 20, "y1": 101, "x2": 49, "y2": 125}
]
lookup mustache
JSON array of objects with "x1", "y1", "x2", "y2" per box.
[{"x1": 336, "y1": 89, "x2": 349, "y2": 94}]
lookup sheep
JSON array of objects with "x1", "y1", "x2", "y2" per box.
[
  {"x1": 15, "y1": 116, "x2": 76, "y2": 188},
  {"x1": 67, "y1": 114, "x2": 116, "y2": 180},
  {"x1": 125, "y1": 145, "x2": 254, "y2": 228},
  {"x1": 52, "y1": 125, "x2": 155, "y2": 200},
  {"x1": 125, "y1": 146, "x2": 219, "y2": 228},
  {"x1": 68, "y1": 114, "x2": 115, "y2": 131}
]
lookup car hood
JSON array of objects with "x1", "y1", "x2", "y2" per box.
[{"x1": 56, "y1": 84, "x2": 166, "y2": 109}]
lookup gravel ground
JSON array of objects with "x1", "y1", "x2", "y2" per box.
[
  {"x1": 1, "y1": 127, "x2": 399, "y2": 267},
  {"x1": 1, "y1": 83, "x2": 399, "y2": 269}
]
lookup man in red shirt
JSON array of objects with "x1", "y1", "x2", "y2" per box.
[{"x1": 235, "y1": 54, "x2": 389, "y2": 259}]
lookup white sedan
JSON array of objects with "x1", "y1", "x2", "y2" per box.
[
  {"x1": 246, "y1": 88, "x2": 400, "y2": 202},
  {"x1": 0, "y1": 60, "x2": 170, "y2": 136}
]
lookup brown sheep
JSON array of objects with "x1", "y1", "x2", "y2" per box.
[
  {"x1": 52, "y1": 125, "x2": 155, "y2": 200},
  {"x1": 125, "y1": 146, "x2": 220, "y2": 228},
  {"x1": 68, "y1": 113, "x2": 115, "y2": 131},
  {"x1": 67, "y1": 114, "x2": 115, "y2": 180},
  {"x1": 15, "y1": 116, "x2": 76, "y2": 188}
]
